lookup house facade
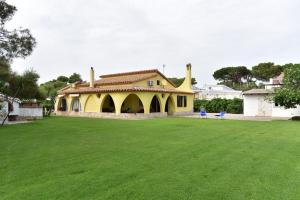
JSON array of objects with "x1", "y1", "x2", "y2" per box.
[
  {"x1": 55, "y1": 64, "x2": 194, "y2": 118},
  {"x1": 243, "y1": 73, "x2": 300, "y2": 118},
  {"x1": 195, "y1": 84, "x2": 242, "y2": 100}
]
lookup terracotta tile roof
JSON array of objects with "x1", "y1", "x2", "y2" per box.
[
  {"x1": 272, "y1": 72, "x2": 284, "y2": 84},
  {"x1": 95, "y1": 72, "x2": 158, "y2": 86},
  {"x1": 58, "y1": 85, "x2": 193, "y2": 95},
  {"x1": 80, "y1": 69, "x2": 176, "y2": 87}
]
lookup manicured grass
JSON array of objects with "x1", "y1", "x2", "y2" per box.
[{"x1": 0, "y1": 117, "x2": 300, "y2": 200}]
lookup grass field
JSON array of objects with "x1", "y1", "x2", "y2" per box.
[{"x1": 0, "y1": 117, "x2": 300, "y2": 200}]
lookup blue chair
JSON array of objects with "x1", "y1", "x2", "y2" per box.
[
  {"x1": 199, "y1": 111, "x2": 207, "y2": 118},
  {"x1": 215, "y1": 112, "x2": 225, "y2": 119}
]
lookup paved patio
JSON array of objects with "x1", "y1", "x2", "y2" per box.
[{"x1": 186, "y1": 113, "x2": 291, "y2": 121}]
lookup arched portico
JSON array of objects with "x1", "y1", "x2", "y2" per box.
[
  {"x1": 100, "y1": 94, "x2": 116, "y2": 113},
  {"x1": 58, "y1": 97, "x2": 68, "y2": 111},
  {"x1": 164, "y1": 95, "x2": 175, "y2": 115},
  {"x1": 150, "y1": 95, "x2": 161, "y2": 113},
  {"x1": 121, "y1": 94, "x2": 144, "y2": 113},
  {"x1": 84, "y1": 94, "x2": 100, "y2": 112}
]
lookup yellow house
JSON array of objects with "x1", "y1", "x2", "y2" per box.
[{"x1": 55, "y1": 64, "x2": 194, "y2": 118}]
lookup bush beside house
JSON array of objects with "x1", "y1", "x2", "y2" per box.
[{"x1": 194, "y1": 98, "x2": 243, "y2": 114}]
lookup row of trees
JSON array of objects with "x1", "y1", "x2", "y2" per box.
[
  {"x1": 0, "y1": 59, "x2": 82, "y2": 101},
  {"x1": 213, "y1": 62, "x2": 288, "y2": 90},
  {"x1": 213, "y1": 63, "x2": 300, "y2": 109}
]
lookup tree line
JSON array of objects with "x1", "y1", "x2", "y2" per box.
[
  {"x1": 213, "y1": 63, "x2": 300, "y2": 109},
  {"x1": 212, "y1": 62, "x2": 293, "y2": 90}
]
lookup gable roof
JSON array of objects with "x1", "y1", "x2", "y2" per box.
[
  {"x1": 94, "y1": 69, "x2": 176, "y2": 87},
  {"x1": 58, "y1": 85, "x2": 194, "y2": 95},
  {"x1": 57, "y1": 68, "x2": 191, "y2": 95}
]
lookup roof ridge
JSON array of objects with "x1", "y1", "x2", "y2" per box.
[{"x1": 100, "y1": 69, "x2": 159, "y2": 78}]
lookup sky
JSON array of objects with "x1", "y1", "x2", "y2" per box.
[{"x1": 6, "y1": 0, "x2": 300, "y2": 86}]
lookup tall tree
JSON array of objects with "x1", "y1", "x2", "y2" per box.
[
  {"x1": 57, "y1": 76, "x2": 69, "y2": 83},
  {"x1": 68, "y1": 73, "x2": 82, "y2": 83},
  {"x1": 0, "y1": 1, "x2": 36, "y2": 62},
  {"x1": 10, "y1": 69, "x2": 41, "y2": 99},
  {"x1": 274, "y1": 64, "x2": 300, "y2": 108},
  {"x1": 252, "y1": 62, "x2": 282, "y2": 81},
  {"x1": 213, "y1": 66, "x2": 252, "y2": 85}
]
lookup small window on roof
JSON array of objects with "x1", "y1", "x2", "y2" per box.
[{"x1": 157, "y1": 80, "x2": 160, "y2": 85}]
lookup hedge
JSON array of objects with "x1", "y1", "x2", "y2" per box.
[{"x1": 194, "y1": 98, "x2": 243, "y2": 114}]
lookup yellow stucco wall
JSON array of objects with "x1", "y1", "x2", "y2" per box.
[
  {"x1": 56, "y1": 92, "x2": 193, "y2": 115},
  {"x1": 55, "y1": 65, "x2": 194, "y2": 115}
]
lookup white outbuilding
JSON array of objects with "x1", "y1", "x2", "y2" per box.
[{"x1": 243, "y1": 90, "x2": 300, "y2": 118}]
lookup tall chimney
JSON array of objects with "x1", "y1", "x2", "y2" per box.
[
  {"x1": 177, "y1": 63, "x2": 193, "y2": 91},
  {"x1": 186, "y1": 63, "x2": 192, "y2": 85},
  {"x1": 90, "y1": 67, "x2": 94, "y2": 88}
]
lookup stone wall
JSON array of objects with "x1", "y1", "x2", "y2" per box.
[{"x1": 55, "y1": 111, "x2": 168, "y2": 119}]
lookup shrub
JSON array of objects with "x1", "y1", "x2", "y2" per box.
[{"x1": 194, "y1": 98, "x2": 243, "y2": 114}]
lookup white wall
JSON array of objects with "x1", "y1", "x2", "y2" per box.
[
  {"x1": 272, "y1": 105, "x2": 300, "y2": 117},
  {"x1": 19, "y1": 108, "x2": 43, "y2": 118},
  {"x1": 244, "y1": 95, "x2": 259, "y2": 116},
  {"x1": 1, "y1": 101, "x2": 20, "y2": 115},
  {"x1": 244, "y1": 94, "x2": 300, "y2": 118}
]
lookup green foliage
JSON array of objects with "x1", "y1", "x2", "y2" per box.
[
  {"x1": 213, "y1": 66, "x2": 251, "y2": 84},
  {"x1": 0, "y1": 58, "x2": 10, "y2": 81},
  {"x1": 168, "y1": 77, "x2": 197, "y2": 87},
  {"x1": 252, "y1": 62, "x2": 282, "y2": 81},
  {"x1": 194, "y1": 98, "x2": 243, "y2": 114},
  {"x1": 68, "y1": 73, "x2": 82, "y2": 83},
  {"x1": 39, "y1": 79, "x2": 67, "y2": 100},
  {"x1": 19, "y1": 69, "x2": 40, "y2": 99},
  {"x1": 0, "y1": 1, "x2": 36, "y2": 61},
  {"x1": 275, "y1": 64, "x2": 300, "y2": 108},
  {"x1": 57, "y1": 76, "x2": 69, "y2": 83},
  {"x1": 39, "y1": 78, "x2": 68, "y2": 112},
  {"x1": 41, "y1": 99, "x2": 54, "y2": 117},
  {"x1": 213, "y1": 66, "x2": 255, "y2": 91}
]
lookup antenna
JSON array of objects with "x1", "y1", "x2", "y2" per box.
[{"x1": 163, "y1": 64, "x2": 165, "y2": 74}]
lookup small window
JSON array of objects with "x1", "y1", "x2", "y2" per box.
[
  {"x1": 157, "y1": 80, "x2": 160, "y2": 85},
  {"x1": 147, "y1": 80, "x2": 154, "y2": 86},
  {"x1": 177, "y1": 96, "x2": 187, "y2": 107}
]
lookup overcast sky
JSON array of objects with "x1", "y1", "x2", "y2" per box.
[{"x1": 6, "y1": 0, "x2": 300, "y2": 86}]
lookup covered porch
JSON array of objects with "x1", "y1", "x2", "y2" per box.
[{"x1": 55, "y1": 91, "x2": 177, "y2": 117}]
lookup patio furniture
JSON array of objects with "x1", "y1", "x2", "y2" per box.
[
  {"x1": 215, "y1": 112, "x2": 225, "y2": 119},
  {"x1": 199, "y1": 111, "x2": 207, "y2": 118}
]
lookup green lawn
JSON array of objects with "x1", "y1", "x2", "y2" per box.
[{"x1": 0, "y1": 117, "x2": 300, "y2": 200}]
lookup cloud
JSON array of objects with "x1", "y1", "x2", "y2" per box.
[{"x1": 7, "y1": 0, "x2": 300, "y2": 86}]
